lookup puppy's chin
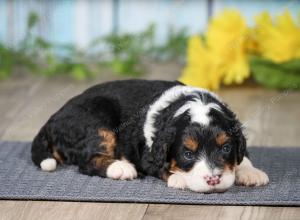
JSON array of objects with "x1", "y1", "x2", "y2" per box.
[
  {"x1": 209, "y1": 172, "x2": 235, "y2": 193},
  {"x1": 175, "y1": 160, "x2": 235, "y2": 193},
  {"x1": 184, "y1": 171, "x2": 235, "y2": 193}
]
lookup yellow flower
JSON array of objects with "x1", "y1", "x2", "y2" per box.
[
  {"x1": 254, "y1": 11, "x2": 300, "y2": 62},
  {"x1": 206, "y1": 9, "x2": 250, "y2": 85},
  {"x1": 245, "y1": 28, "x2": 260, "y2": 54},
  {"x1": 179, "y1": 36, "x2": 221, "y2": 90}
]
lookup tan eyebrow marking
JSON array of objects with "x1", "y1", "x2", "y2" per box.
[
  {"x1": 184, "y1": 137, "x2": 199, "y2": 152},
  {"x1": 216, "y1": 132, "x2": 229, "y2": 146}
]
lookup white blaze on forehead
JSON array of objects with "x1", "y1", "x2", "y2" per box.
[
  {"x1": 174, "y1": 99, "x2": 221, "y2": 125},
  {"x1": 143, "y1": 85, "x2": 219, "y2": 149}
]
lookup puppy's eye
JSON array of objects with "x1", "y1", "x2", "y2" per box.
[
  {"x1": 184, "y1": 151, "x2": 195, "y2": 160},
  {"x1": 222, "y1": 144, "x2": 232, "y2": 153}
]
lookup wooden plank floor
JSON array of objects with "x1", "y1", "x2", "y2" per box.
[{"x1": 0, "y1": 70, "x2": 299, "y2": 220}]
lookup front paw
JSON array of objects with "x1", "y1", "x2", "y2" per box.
[
  {"x1": 236, "y1": 167, "x2": 269, "y2": 187},
  {"x1": 106, "y1": 160, "x2": 137, "y2": 180},
  {"x1": 167, "y1": 173, "x2": 187, "y2": 189}
]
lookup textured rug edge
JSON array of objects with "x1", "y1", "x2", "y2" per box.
[
  {"x1": 1, "y1": 141, "x2": 299, "y2": 206},
  {"x1": 1, "y1": 195, "x2": 299, "y2": 206}
]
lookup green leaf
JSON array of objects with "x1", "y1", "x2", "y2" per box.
[
  {"x1": 250, "y1": 57, "x2": 300, "y2": 89},
  {"x1": 71, "y1": 66, "x2": 86, "y2": 80},
  {"x1": 27, "y1": 12, "x2": 39, "y2": 30},
  {"x1": 35, "y1": 37, "x2": 51, "y2": 50},
  {"x1": 280, "y1": 59, "x2": 300, "y2": 72},
  {"x1": 70, "y1": 64, "x2": 93, "y2": 81}
]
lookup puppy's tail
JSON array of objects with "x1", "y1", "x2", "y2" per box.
[{"x1": 31, "y1": 128, "x2": 57, "y2": 172}]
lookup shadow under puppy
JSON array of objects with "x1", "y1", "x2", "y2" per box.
[{"x1": 32, "y1": 79, "x2": 269, "y2": 193}]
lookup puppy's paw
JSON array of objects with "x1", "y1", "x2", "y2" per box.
[
  {"x1": 40, "y1": 158, "x2": 57, "y2": 172},
  {"x1": 236, "y1": 167, "x2": 269, "y2": 187},
  {"x1": 106, "y1": 160, "x2": 137, "y2": 180},
  {"x1": 167, "y1": 173, "x2": 187, "y2": 189}
]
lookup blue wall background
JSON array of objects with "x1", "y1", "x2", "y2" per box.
[{"x1": 0, "y1": 0, "x2": 299, "y2": 48}]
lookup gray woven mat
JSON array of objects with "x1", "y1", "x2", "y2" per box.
[{"x1": 0, "y1": 141, "x2": 299, "y2": 206}]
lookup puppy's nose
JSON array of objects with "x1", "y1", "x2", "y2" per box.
[{"x1": 204, "y1": 175, "x2": 221, "y2": 186}]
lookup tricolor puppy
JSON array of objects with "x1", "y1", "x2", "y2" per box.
[{"x1": 32, "y1": 80, "x2": 269, "y2": 193}]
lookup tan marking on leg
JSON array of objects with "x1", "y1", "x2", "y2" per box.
[
  {"x1": 170, "y1": 159, "x2": 184, "y2": 173},
  {"x1": 98, "y1": 128, "x2": 116, "y2": 156},
  {"x1": 223, "y1": 163, "x2": 235, "y2": 172},
  {"x1": 167, "y1": 159, "x2": 187, "y2": 189},
  {"x1": 161, "y1": 171, "x2": 171, "y2": 182},
  {"x1": 92, "y1": 155, "x2": 115, "y2": 169},
  {"x1": 52, "y1": 148, "x2": 64, "y2": 164}
]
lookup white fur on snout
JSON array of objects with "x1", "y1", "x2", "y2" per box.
[
  {"x1": 40, "y1": 158, "x2": 57, "y2": 172},
  {"x1": 215, "y1": 171, "x2": 236, "y2": 192},
  {"x1": 168, "y1": 159, "x2": 235, "y2": 193},
  {"x1": 235, "y1": 157, "x2": 269, "y2": 186},
  {"x1": 106, "y1": 160, "x2": 137, "y2": 180}
]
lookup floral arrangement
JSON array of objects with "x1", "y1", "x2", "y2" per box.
[{"x1": 179, "y1": 10, "x2": 300, "y2": 90}]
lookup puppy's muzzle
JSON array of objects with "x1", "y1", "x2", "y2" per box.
[{"x1": 204, "y1": 174, "x2": 222, "y2": 186}]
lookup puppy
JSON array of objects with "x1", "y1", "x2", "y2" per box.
[{"x1": 32, "y1": 79, "x2": 269, "y2": 193}]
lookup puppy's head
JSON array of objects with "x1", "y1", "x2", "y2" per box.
[{"x1": 167, "y1": 101, "x2": 246, "y2": 193}]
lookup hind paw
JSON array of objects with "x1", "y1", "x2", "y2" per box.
[{"x1": 40, "y1": 158, "x2": 57, "y2": 172}]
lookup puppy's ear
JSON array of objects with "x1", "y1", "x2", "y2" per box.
[
  {"x1": 234, "y1": 123, "x2": 247, "y2": 165},
  {"x1": 151, "y1": 126, "x2": 177, "y2": 171},
  {"x1": 140, "y1": 127, "x2": 176, "y2": 177},
  {"x1": 219, "y1": 104, "x2": 247, "y2": 165}
]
